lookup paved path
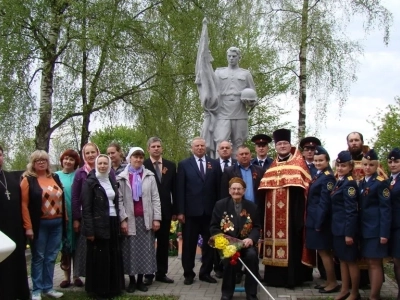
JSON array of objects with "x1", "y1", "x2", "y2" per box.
[{"x1": 30, "y1": 256, "x2": 398, "y2": 300}]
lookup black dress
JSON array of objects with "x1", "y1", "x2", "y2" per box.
[{"x1": 0, "y1": 170, "x2": 30, "y2": 300}]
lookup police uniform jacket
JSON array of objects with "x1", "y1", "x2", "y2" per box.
[
  {"x1": 359, "y1": 172, "x2": 391, "y2": 239},
  {"x1": 390, "y1": 175, "x2": 400, "y2": 230},
  {"x1": 331, "y1": 175, "x2": 359, "y2": 237},
  {"x1": 305, "y1": 168, "x2": 336, "y2": 230}
]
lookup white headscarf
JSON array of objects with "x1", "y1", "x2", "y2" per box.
[{"x1": 95, "y1": 154, "x2": 112, "y2": 178}]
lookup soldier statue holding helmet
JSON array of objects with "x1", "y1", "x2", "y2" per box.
[{"x1": 196, "y1": 22, "x2": 257, "y2": 158}]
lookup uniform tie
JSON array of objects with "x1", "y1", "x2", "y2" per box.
[{"x1": 259, "y1": 160, "x2": 264, "y2": 167}]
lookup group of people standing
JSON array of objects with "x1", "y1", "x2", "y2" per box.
[{"x1": 1, "y1": 129, "x2": 400, "y2": 300}]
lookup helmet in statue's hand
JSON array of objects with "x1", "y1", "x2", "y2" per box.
[{"x1": 240, "y1": 88, "x2": 257, "y2": 107}]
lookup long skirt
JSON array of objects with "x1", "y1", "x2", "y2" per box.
[
  {"x1": 121, "y1": 217, "x2": 157, "y2": 275},
  {"x1": 85, "y1": 217, "x2": 124, "y2": 298},
  {"x1": 73, "y1": 226, "x2": 87, "y2": 277}
]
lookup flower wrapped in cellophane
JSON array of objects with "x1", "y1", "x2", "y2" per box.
[{"x1": 208, "y1": 233, "x2": 244, "y2": 265}]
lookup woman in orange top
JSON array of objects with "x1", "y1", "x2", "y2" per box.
[{"x1": 21, "y1": 150, "x2": 66, "y2": 300}]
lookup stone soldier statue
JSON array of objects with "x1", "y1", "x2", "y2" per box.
[{"x1": 195, "y1": 19, "x2": 257, "y2": 158}]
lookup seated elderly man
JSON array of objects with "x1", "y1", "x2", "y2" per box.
[{"x1": 210, "y1": 177, "x2": 261, "y2": 300}]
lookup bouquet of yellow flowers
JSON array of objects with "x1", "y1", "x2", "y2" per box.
[
  {"x1": 168, "y1": 219, "x2": 181, "y2": 256},
  {"x1": 208, "y1": 233, "x2": 244, "y2": 265}
]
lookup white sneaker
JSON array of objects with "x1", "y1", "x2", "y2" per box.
[
  {"x1": 43, "y1": 289, "x2": 64, "y2": 298},
  {"x1": 31, "y1": 292, "x2": 42, "y2": 300}
]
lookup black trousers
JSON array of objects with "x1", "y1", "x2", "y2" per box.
[
  {"x1": 182, "y1": 215, "x2": 213, "y2": 278},
  {"x1": 145, "y1": 217, "x2": 171, "y2": 279},
  {"x1": 221, "y1": 246, "x2": 258, "y2": 297}
]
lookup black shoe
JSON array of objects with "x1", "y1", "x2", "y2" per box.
[
  {"x1": 221, "y1": 295, "x2": 232, "y2": 300},
  {"x1": 319, "y1": 284, "x2": 341, "y2": 294},
  {"x1": 199, "y1": 274, "x2": 217, "y2": 283},
  {"x1": 136, "y1": 282, "x2": 148, "y2": 292},
  {"x1": 126, "y1": 283, "x2": 136, "y2": 293},
  {"x1": 336, "y1": 292, "x2": 350, "y2": 300},
  {"x1": 214, "y1": 270, "x2": 223, "y2": 279},
  {"x1": 143, "y1": 278, "x2": 153, "y2": 286},
  {"x1": 155, "y1": 275, "x2": 174, "y2": 283},
  {"x1": 184, "y1": 277, "x2": 194, "y2": 285},
  {"x1": 314, "y1": 284, "x2": 325, "y2": 289},
  {"x1": 246, "y1": 294, "x2": 258, "y2": 300}
]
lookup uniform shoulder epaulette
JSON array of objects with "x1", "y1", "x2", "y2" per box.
[
  {"x1": 376, "y1": 176, "x2": 384, "y2": 181},
  {"x1": 347, "y1": 176, "x2": 353, "y2": 180},
  {"x1": 239, "y1": 67, "x2": 250, "y2": 73},
  {"x1": 324, "y1": 170, "x2": 330, "y2": 175}
]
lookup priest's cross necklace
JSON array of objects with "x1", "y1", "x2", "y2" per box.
[{"x1": 0, "y1": 170, "x2": 10, "y2": 200}]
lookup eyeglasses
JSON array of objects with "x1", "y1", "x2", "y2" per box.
[{"x1": 34, "y1": 159, "x2": 47, "y2": 164}]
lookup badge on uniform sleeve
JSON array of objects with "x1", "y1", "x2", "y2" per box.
[
  {"x1": 327, "y1": 182, "x2": 334, "y2": 191},
  {"x1": 348, "y1": 187, "x2": 356, "y2": 197},
  {"x1": 383, "y1": 188, "x2": 390, "y2": 198}
]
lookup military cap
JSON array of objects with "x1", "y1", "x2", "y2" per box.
[
  {"x1": 336, "y1": 151, "x2": 352, "y2": 163},
  {"x1": 314, "y1": 146, "x2": 329, "y2": 156},
  {"x1": 388, "y1": 148, "x2": 400, "y2": 161},
  {"x1": 299, "y1": 136, "x2": 321, "y2": 149},
  {"x1": 363, "y1": 149, "x2": 378, "y2": 160},
  {"x1": 273, "y1": 129, "x2": 291, "y2": 143},
  {"x1": 251, "y1": 134, "x2": 272, "y2": 145}
]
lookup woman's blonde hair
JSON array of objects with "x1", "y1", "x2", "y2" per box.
[{"x1": 22, "y1": 150, "x2": 52, "y2": 177}]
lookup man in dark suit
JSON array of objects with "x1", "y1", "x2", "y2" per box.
[
  {"x1": 217, "y1": 141, "x2": 237, "y2": 171},
  {"x1": 299, "y1": 136, "x2": 321, "y2": 177},
  {"x1": 143, "y1": 137, "x2": 176, "y2": 285},
  {"x1": 250, "y1": 134, "x2": 273, "y2": 171},
  {"x1": 221, "y1": 145, "x2": 264, "y2": 205},
  {"x1": 177, "y1": 137, "x2": 222, "y2": 285}
]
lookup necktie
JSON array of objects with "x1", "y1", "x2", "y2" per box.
[
  {"x1": 390, "y1": 176, "x2": 396, "y2": 190},
  {"x1": 154, "y1": 161, "x2": 162, "y2": 182},
  {"x1": 223, "y1": 160, "x2": 229, "y2": 168},
  {"x1": 259, "y1": 160, "x2": 264, "y2": 167},
  {"x1": 199, "y1": 158, "x2": 205, "y2": 179}
]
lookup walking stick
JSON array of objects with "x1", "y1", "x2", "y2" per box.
[{"x1": 238, "y1": 257, "x2": 276, "y2": 300}]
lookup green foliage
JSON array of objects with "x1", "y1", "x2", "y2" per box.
[
  {"x1": 90, "y1": 126, "x2": 148, "y2": 155},
  {"x1": 4, "y1": 138, "x2": 35, "y2": 171},
  {"x1": 369, "y1": 96, "x2": 400, "y2": 172}
]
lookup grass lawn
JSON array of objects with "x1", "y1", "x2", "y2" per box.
[{"x1": 58, "y1": 292, "x2": 179, "y2": 300}]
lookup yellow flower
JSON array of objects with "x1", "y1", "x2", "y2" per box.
[
  {"x1": 222, "y1": 245, "x2": 237, "y2": 258},
  {"x1": 214, "y1": 236, "x2": 229, "y2": 250},
  {"x1": 170, "y1": 220, "x2": 178, "y2": 233}
]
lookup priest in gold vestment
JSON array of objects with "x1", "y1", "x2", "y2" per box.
[{"x1": 259, "y1": 129, "x2": 314, "y2": 288}]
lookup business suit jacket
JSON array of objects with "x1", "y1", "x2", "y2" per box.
[
  {"x1": 176, "y1": 156, "x2": 222, "y2": 217},
  {"x1": 331, "y1": 175, "x2": 359, "y2": 237},
  {"x1": 359, "y1": 173, "x2": 391, "y2": 238},
  {"x1": 144, "y1": 158, "x2": 176, "y2": 220},
  {"x1": 251, "y1": 157, "x2": 273, "y2": 171},
  {"x1": 306, "y1": 168, "x2": 336, "y2": 230},
  {"x1": 209, "y1": 197, "x2": 261, "y2": 245},
  {"x1": 220, "y1": 164, "x2": 264, "y2": 204}
]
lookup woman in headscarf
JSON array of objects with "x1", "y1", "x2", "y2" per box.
[
  {"x1": 331, "y1": 151, "x2": 360, "y2": 300},
  {"x1": 71, "y1": 142, "x2": 99, "y2": 285},
  {"x1": 21, "y1": 150, "x2": 66, "y2": 300},
  {"x1": 117, "y1": 147, "x2": 161, "y2": 293},
  {"x1": 56, "y1": 149, "x2": 81, "y2": 288},
  {"x1": 82, "y1": 154, "x2": 124, "y2": 299}
]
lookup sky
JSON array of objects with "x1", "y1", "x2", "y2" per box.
[{"x1": 280, "y1": 0, "x2": 400, "y2": 159}]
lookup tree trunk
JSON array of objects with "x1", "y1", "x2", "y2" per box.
[
  {"x1": 35, "y1": 3, "x2": 67, "y2": 151},
  {"x1": 298, "y1": 0, "x2": 309, "y2": 140}
]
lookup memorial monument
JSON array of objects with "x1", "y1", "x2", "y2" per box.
[{"x1": 195, "y1": 19, "x2": 257, "y2": 158}]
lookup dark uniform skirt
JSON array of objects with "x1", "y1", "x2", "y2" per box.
[
  {"x1": 333, "y1": 235, "x2": 358, "y2": 262},
  {"x1": 390, "y1": 228, "x2": 400, "y2": 258},
  {"x1": 361, "y1": 237, "x2": 388, "y2": 258},
  {"x1": 306, "y1": 227, "x2": 333, "y2": 250}
]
